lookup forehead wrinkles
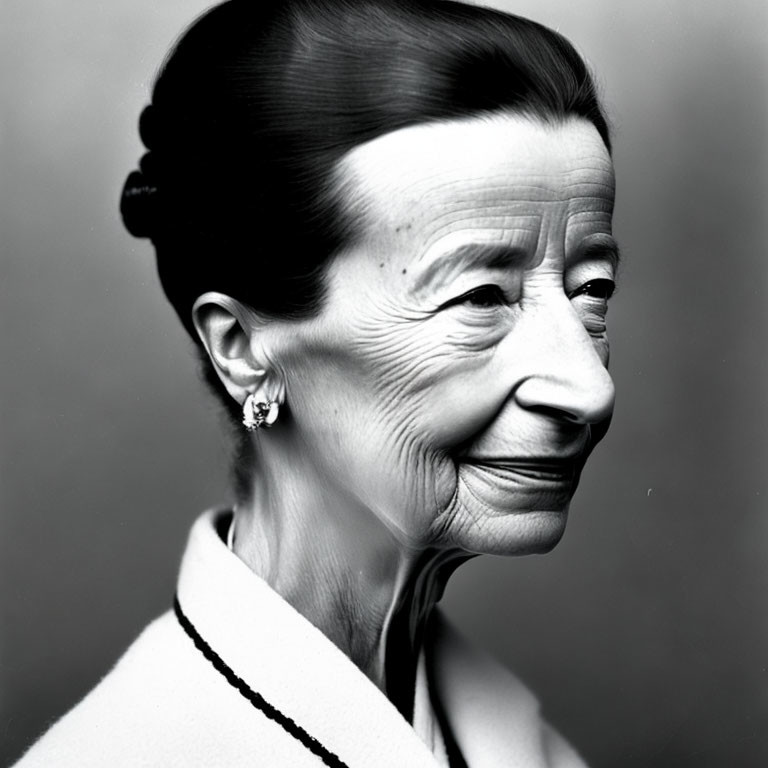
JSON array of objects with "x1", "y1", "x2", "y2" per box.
[
  {"x1": 345, "y1": 156, "x2": 612, "y2": 225},
  {"x1": 333, "y1": 113, "x2": 614, "y2": 262},
  {"x1": 411, "y1": 171, "x2": 612, "y2": 264}
]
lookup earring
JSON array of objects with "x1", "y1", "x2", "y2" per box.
[{"x1": 242, "y1": 393, "x2": 279, "y2": 431}]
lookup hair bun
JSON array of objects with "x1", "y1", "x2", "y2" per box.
[
  {"x1": 138, "y1": 104, "x2": 159, "y2": 150},
  {"x1": 121, "y1": 104, "x2": 163, "y2": 240},
  {"x1": 120, "y1": 167, "x2": 159, "y2": 239}
]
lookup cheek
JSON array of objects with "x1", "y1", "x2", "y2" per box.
[
  {"x1": 353, "y1": 313, "x2": 511, "y2": 449},
  {"x1": 414, "y1": 361, "x2": 508, "y2": 449},
  {"x1": 282, "y1": 308, "x2": 514, "y2": 544},
  {"x1": 594, "y1": 336, "x2": 610, "y2": 368},
  {"x1": 358, "y1": 323, "x2": 517, "y2": 530}
]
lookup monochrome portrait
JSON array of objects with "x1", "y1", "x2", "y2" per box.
[{"x1": 2, "y1": 1, "x2": 766, "y2": 766}]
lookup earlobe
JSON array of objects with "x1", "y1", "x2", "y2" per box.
[{"x1": 191, "y1": 292, "x2": 281, "y2": 408}]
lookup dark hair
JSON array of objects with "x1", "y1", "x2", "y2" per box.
[{"x1": 120, "y1": 0, "x2": 611, "y2": 490}]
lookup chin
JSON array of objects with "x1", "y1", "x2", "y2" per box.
[
  {"x1": 444, "y1": 464, "x2": 575, "y2": 555},
  {"x1": 518, "y1": 510, "x2": 570, "y2": 554},
  {"x1": 449, "y1": 505, "x2": 571, "y2": 557}
]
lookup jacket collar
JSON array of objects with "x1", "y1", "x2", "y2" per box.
[
  {"x1": 177, "y1": 510, "x2": 440, "y2": 767},
  {"x1": 176, "y1": 510, "x2": 568, "y2": 768}
]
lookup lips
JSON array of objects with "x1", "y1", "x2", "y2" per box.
[
  {"x1": 461, "y1": 456, "x2": 584, "y2": 491},
  {"x1": 466, "y1": 454, "x2": 581, "y2": 472},
  {"x1": 458, "y1": 457, "x2": 580, "y2": 514}
]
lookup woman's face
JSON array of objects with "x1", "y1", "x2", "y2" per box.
[{"x1": 275, "y1": 113, "x2": 617, "y2": 556}]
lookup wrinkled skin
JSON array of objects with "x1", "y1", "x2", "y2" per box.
[
  {"x1": 278, "y1": 113, "x2": 616, "y2": 553},
  {"x1": 195, "y1": 112, "x2": 618, "y2": 716}
]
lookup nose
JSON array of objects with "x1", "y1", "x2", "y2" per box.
[{"x1": 512, "y1": 301, "x2": 615, "y2": 427}]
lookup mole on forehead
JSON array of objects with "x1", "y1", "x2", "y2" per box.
[
  {"x1": 368, "y1": 172, "x2": 614, "y2": 241},
  {"x1": 410, "y1": 226, "x2": 620, "y2": 296},
  {"x1": 410, "y1": 190, "x2": 613, "y2": 250},
  {"x1": 336, "y1": 114, "x2": 614, "y2": 255}
]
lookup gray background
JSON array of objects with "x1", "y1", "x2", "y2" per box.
[{"x1": 2, "y1": 1, "x2": 766, "y2": 766}]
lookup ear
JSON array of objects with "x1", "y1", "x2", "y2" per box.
[{"x1": 191, "y1": 292, "x2": 284, "y2": 408}]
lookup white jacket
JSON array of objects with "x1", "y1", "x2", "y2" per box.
[{"x1": 15, "y1": 510, "x2": 587, "y2": 767}]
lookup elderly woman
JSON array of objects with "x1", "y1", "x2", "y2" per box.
[{"x1": 16, "y1": 0, "x2": 619, "y2": 765}]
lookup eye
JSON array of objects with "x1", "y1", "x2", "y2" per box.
[
  {"x1": 439, "y1": 284, "x2": 507, "y2": 310},
  {"x1": 568, "y1": 278, "x2": 616, "y2": 301},
  {"x1": 568, "y1": 278, "x2": 615, "y2": 337}
]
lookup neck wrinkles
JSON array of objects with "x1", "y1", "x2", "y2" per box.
[{"x1": 230, "y1": 443, "x2": 469, "y2": 721}]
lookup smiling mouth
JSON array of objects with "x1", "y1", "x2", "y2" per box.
[{"x1": 463, "y1": 457, "x2": 582, "y2": 484}]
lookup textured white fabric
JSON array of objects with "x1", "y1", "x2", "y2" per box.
[
  {"x1": 413, "y1": 648, "x2": 450, "y2": 766},
  {"x1": 14, "y1": 510, "x2": 588, "y2": 767}
]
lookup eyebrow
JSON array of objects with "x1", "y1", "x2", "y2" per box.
[
  {"x1": 412, "y1": 244, "x2": 533, "y2": 292},
  {"x1": 412, "y1": 236, "x2": 621, "y2": 293},
  {"x1": 574, "y1": 236, "x2": 622, "y2": 270}
]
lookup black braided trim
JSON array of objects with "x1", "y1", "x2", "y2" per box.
[{"x1": 173, "y1": 595, "x2": 349, "y2": 768}]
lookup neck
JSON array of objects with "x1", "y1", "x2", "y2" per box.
[{"x1": 231, "y1": 435, "x2": 468, "y2": 720}]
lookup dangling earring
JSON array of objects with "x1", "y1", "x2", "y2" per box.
[{"x1": 242, "y1": 393, "x2": 279, "y2": 431}]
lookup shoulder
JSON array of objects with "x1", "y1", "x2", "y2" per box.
[
  {"x1": 12, "y1": 611, "x2": 320, "y2": 768},
  {"x1": 431, "y1": 612, "x2": 589, "y2": 768}
]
